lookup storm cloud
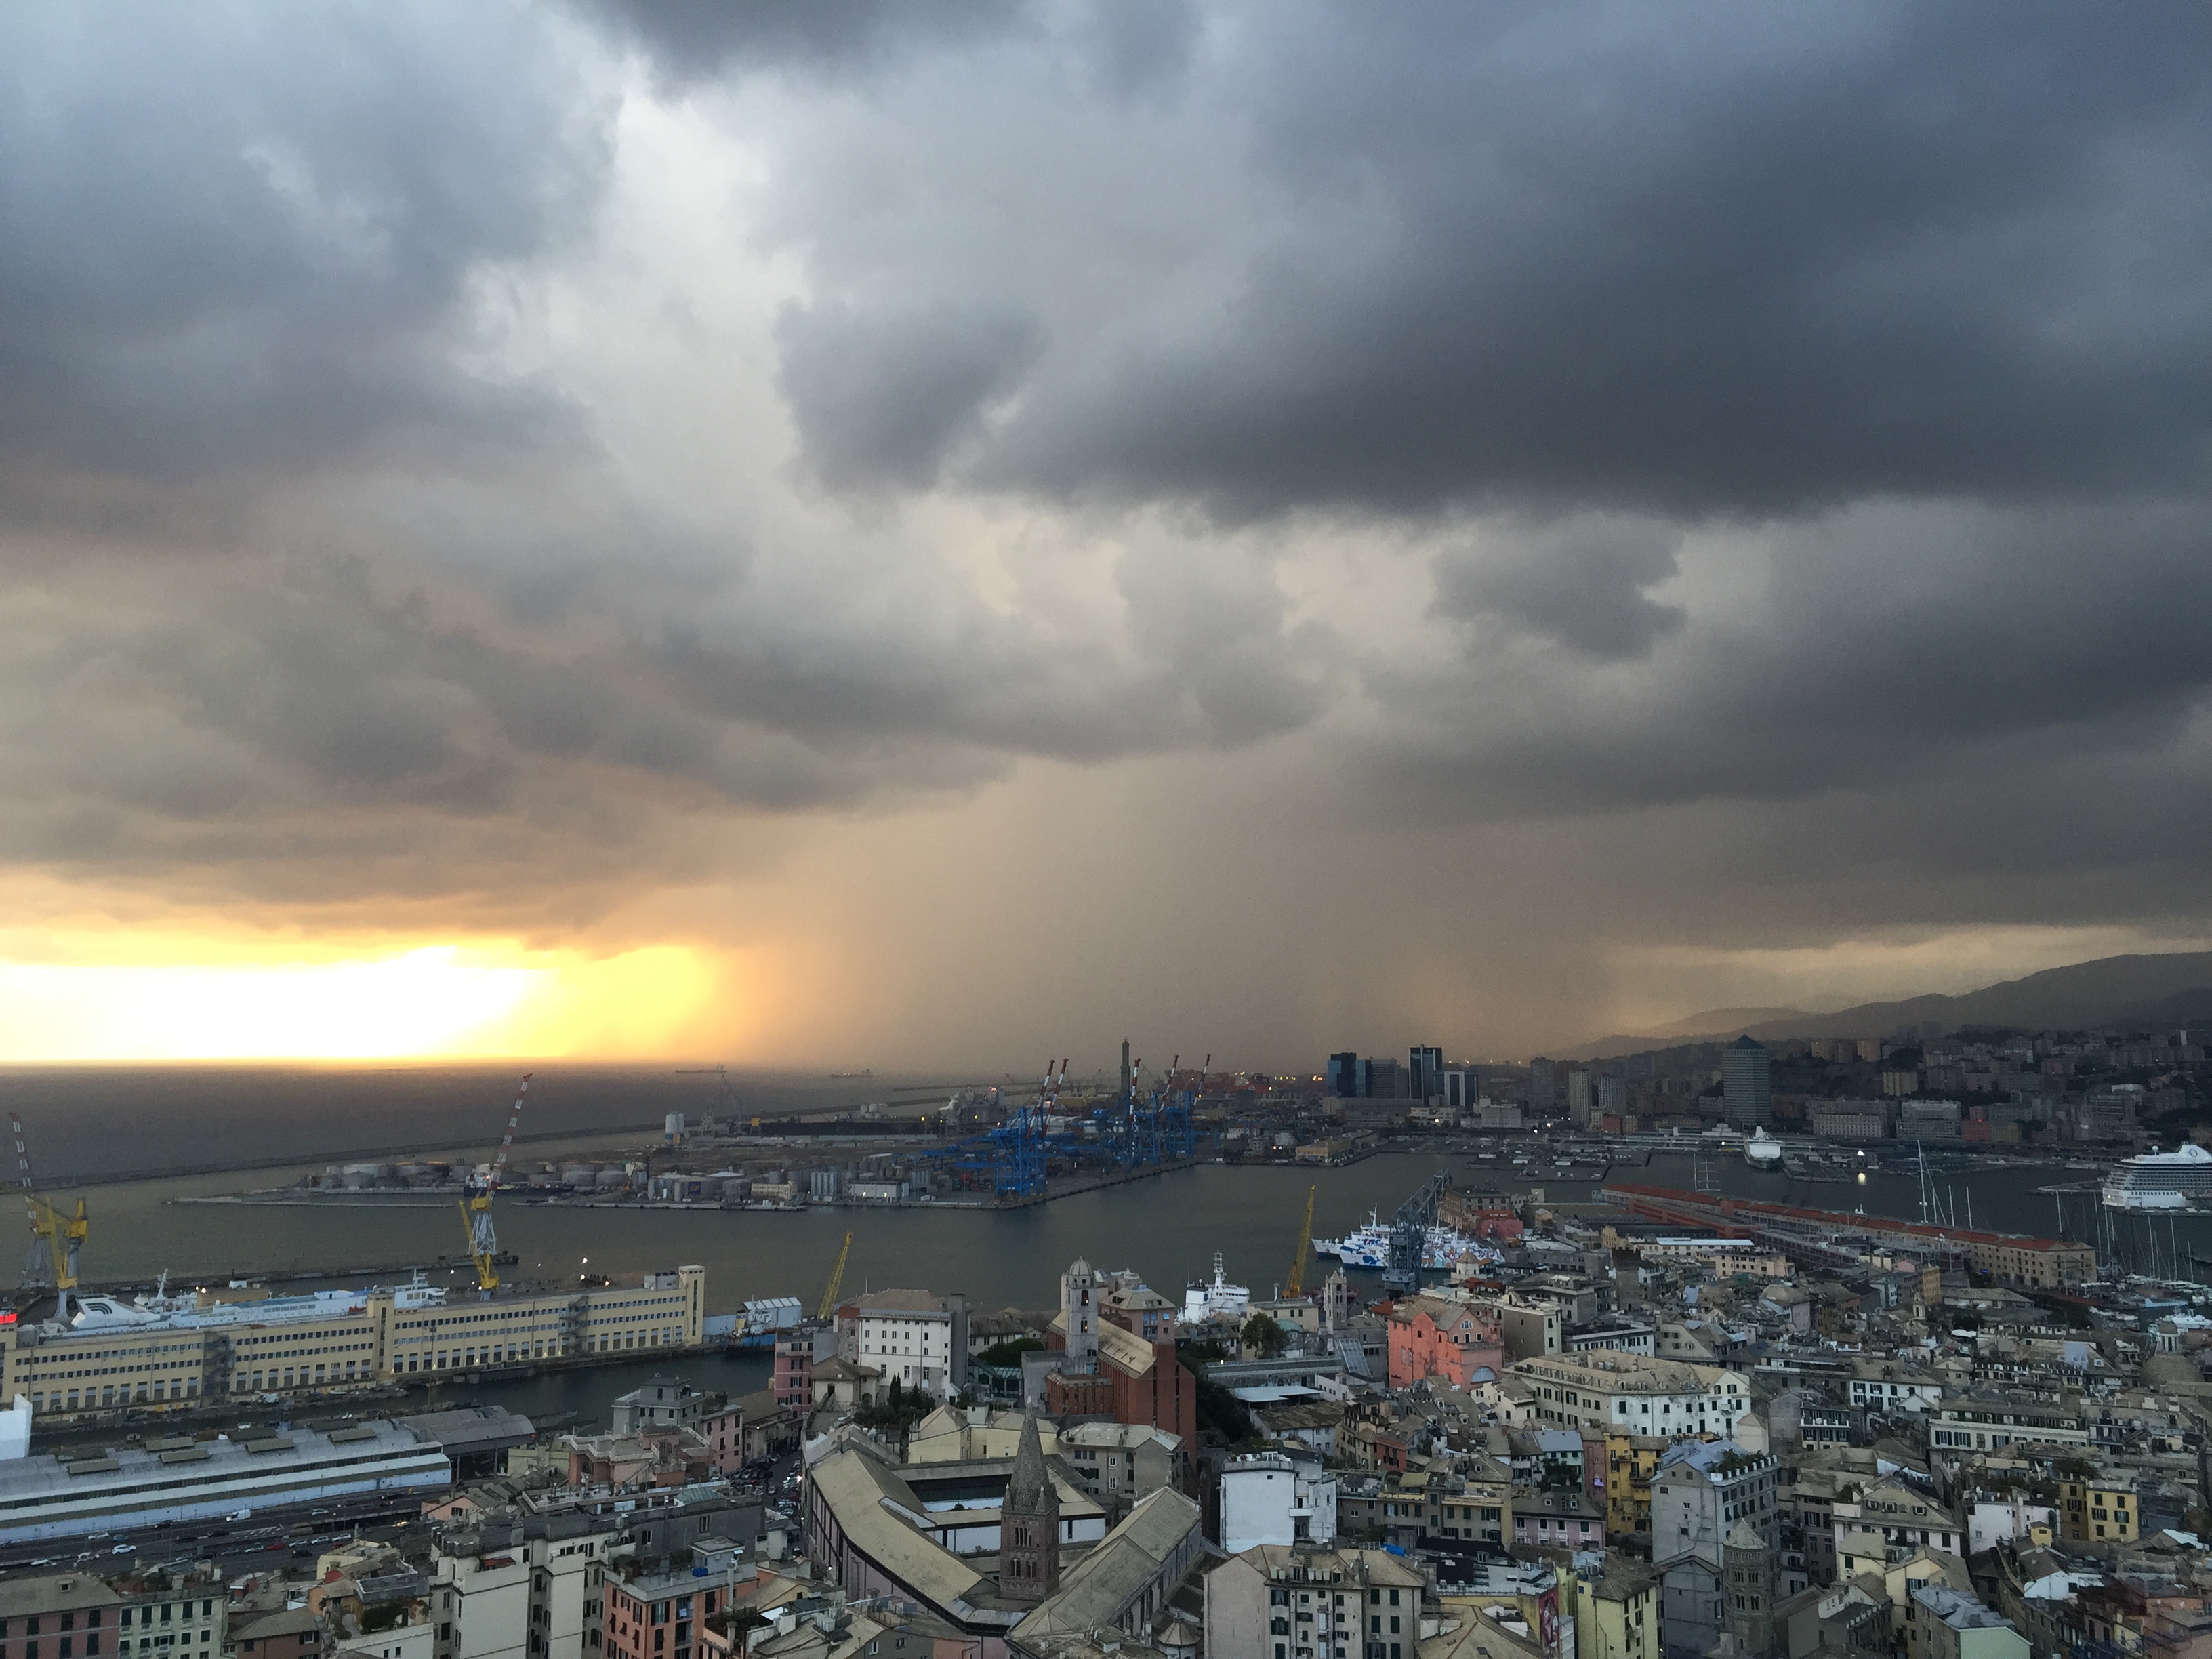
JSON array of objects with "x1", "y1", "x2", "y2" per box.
[{"x1": 5, "y1": 1, "x2": 2212, "y2": 1054}]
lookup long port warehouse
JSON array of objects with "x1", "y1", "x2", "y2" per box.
[
  {"x1": 0, "y1": 1415, "x2": 478, "y2": 1542},
  {"x1": 0, "y1": 1265, "x2": 706, "y2": 1422},
  {"x1": 1599, "y1": 1183, "x2": 2098, "y2": 1287}
]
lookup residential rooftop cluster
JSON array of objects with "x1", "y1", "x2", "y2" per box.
[{"x1": 14, "y1": 1163, "x2": 2212, "y2": 1659}]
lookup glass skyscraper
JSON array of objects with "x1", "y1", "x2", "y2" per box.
[{"x1": 1723, "y1": 1036, "x2": 1772, "y2": 1127}]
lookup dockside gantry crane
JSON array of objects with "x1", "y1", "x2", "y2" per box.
[
  {"x1": 12, "y1": 1111, "x2": 87, "y2": 1308},
  {"x1": 1284, "y1": 1183, "x2": 1317, "y2": 1298},
  {"x1": 817, "y1": 1231, "x2": 853, "y2": 1320},
  {"x1": 458, "y1": 1075, "x2": 529, "y2": 1296}
]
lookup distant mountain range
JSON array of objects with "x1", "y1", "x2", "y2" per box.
[{"x1": 1570, "y1": 950, "x2": 2212, "y2": 1061}]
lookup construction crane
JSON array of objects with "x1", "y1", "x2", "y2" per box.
[
  {"x1": 817, "y1": 1231, "x2": 854, "y2": 1320},
  {"x1": 12, "y1": 1111, "x2": 87, "y2": 1309},
  {"x1": 457, "y1": 1075, "x2": 529, "y2": 1296},
  {"x1": 1284, "y1": 1183, "x2": 1317, "y2": 1298}
]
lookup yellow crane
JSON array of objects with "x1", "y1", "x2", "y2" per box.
[
  {"x1": 1284, "y1": 1183, "x2": 1317, "y2": 1297},
  {"x1": 457, "y1": 1075, "x2": 530, "y2": 1295},
  {"x1": 12, "y1": 1111, "x2": 87, "y2": 1305},
  {"x1": 817, "y1": 1231, "x2": 853, "y2": 1320}
]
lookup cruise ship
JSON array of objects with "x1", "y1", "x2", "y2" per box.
[
  {"x1": 2102, "y1": 1143, "x2": 2212, "y2": 1210},
  {"x1": 1744, "y1": 1128, "x2": 1784, "y2": 1168},
  {"x1": 1313, "y1": 1212, "x2": 1498, "y2": 1272}
]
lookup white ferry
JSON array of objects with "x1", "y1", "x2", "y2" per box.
[
  {"x1": 1744, "y1": 1128, "x2": 1784, "y2": 1168},
  {"x1": 1182, "y1": 1252, "x2": 1251, "y2": 1323},
  {"x1": 2102, "y1": 1143, "x2": 2212, "y2": 1210},
  {"x1": 1313, "y1": 1211, "x2": 1498, "y2": 1272}
]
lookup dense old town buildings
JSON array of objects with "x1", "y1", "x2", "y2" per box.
[{"x1": 20, "y1": 1038, "x2": 2212, "y2": 1659}]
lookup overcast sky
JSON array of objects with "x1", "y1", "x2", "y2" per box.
[{"x1": 5, "y1": 1, "x2": 2211, "y2": 1066}]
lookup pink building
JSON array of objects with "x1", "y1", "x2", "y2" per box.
[
  {"x1": 773, "y1": 1330, "x2": 816, "y2": 1409},
  {"x1": 1387, "y1": 1294, "x2": 1505, "y2": 1389}
]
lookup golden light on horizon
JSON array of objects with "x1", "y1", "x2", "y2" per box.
[{"x1": 0, "y1": 942, "x2": 724, "y2": 1062}]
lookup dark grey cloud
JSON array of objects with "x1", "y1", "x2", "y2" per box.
[
  {"x1": 1371, "y1": 499, "x2": 2212, "y2": 820},
  {"x1": 1075, "y1": 0, "x2": 1204, "y2": 102},
  {"x1": 775, "y1": 300, "x2": 1044, "y2": 492},
  {"x1": 584, "y1": 0, "x2": 1030, "y2": 83},
  {"x1": 0, "y1": 5, "x2": 609, "y2": 531},
  {"x1": 1432, "y1": 519, "x2": 1684, "y2": 660},
  {"x1": 852, "y1": 4, "x2": 2212, "y2": 520},
  {"x1": 10, "y1": 0, "x2": 2212, "y2": 1009}
]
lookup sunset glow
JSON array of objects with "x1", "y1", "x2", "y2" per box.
[{"x1": 0, "y1": 943, "x2": 720, "y2": 1062}]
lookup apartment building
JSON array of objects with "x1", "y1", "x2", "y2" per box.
[
  {"x1": 1219, "y1": 1452, "x2": 1338, "y2": 1553},
  {"x1": 842, "y1": 1290, "x2": 968, "y2": 1399},
  {"x1": 433, "y1": 1518, "x2": 624, "y2": 1659},
  {"x1": 1574, "y1": 1560, "x2": 1658, "y2": 1659},
  {"x1": 2057, "y1": 1476, "x2": 2137, "y2": 1542},
  {"x1": 1604, "y1": 1433, "x2": 1668, "y2": 1537},
  {"x1": 602, "y1": 1561, "x2": 744, "y2": 1659},
  {"x1": 1497, "y1": 1296, "x2": 1563, "y2": 1362},
  {"x1": 1832, "y1": 1481, "x2": 1963, "y2": 1576},
  {"x1": 1904, "y1": 1587, "x2": 2028, "y2": 1659},
  {"x1": 1061, "y1": 1422, "x2": 1183, "y2": 1515},
  {"x1": 1847, "y1": 1362, "x2": 1946, "y2": 1414},
  {"x1": 1202, "y1": 1545, "x2": 1428, "y2": 1659},
  {"x1": 1508, "y1": 1353, "x2": 1749, "y2": 1437},
  {"x1": 0, "y1": 1569, "x2": 228, "y2": 1659},
  {"x1": 1929, "y1": 1393, "x2": 2101, "y2": 1452}
]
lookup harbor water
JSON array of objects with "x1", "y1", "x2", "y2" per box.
[
  {"x1": 55, "y1": 1147, "x2": 2200, "y2": 1321},
  {"x1": 22, "y1": 1137, "x2": 2212, "y2": 1438}
]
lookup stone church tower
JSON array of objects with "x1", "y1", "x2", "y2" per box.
[
  {"x1": 1721, "y1": 1519, "x2": 1774, "y2": 1658},
  {"x1": 1061, "y1": 1257, "x2": 1100, "y2": 1374},
  {"x1": 1000, "y1": 1410, "x2": 1061, "y2": 1603}
]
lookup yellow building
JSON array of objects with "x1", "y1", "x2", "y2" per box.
[
  {"x1": 1604, "y1": 1433, "x2": 1666, "y2": 1537},
  {"x1": 1574, "y1": 1559, "x2": 1657, "y2": 1659},
  {"x1": 0, "y1": 1313, "x2": 211, "y2": 1412},
  {"x1": 2059, "y1": 1477, "x2": 2137, "y2": 1542},
  {"x1": 2, "y1": 1265, "x2": 707, "y2": 1421},
  {"x1": 1963, "y1": 1237, "x2": 2096, "y2": 1288}
]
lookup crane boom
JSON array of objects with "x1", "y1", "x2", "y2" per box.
[
  {"x1": 817, "y1": 1231, "x2": 854, "y2": 1321},
  {"x1": 1284, "y1": 1183, "x2": 1317, "y2": 1298},
  {"x1": 11, "y1": 1111, "x2": 88, "y2": 1298},
  {"x1": 457, "y1": 1074, "x2": 530, "y2": 1295}
]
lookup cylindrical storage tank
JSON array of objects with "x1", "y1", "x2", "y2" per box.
[
  {"x1": 562, "y1": 1165, "x2": 599, "y2": 1185},
  {"x1": 596, "y1": 1169, "x2": 630, "y2": 1189}
]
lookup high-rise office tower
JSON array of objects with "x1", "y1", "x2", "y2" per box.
[
  {"x1": 1595, "y1": 1074, "x2": 1627, "y2": 1120},
  {"x1": 1567, "y1": 1069, "x2": 1594, "y2": 1125},
  {"x1": 1359, "y1": 1057, "x2": 1404, "y2": 1099},
  {"x1": 1326, "y1": 1052, "x2": 1359, "y2": 1098},
  {"x1": 1409, "y1": 1046, "x2": 1443, "y2": 1103},
  {"x1": 1530, "y1": 1058, "x2": 1558, "y2": 1110},
  {"x1": 1724, "y1": 1036, "x2": 1773, "y2": 1127}
]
